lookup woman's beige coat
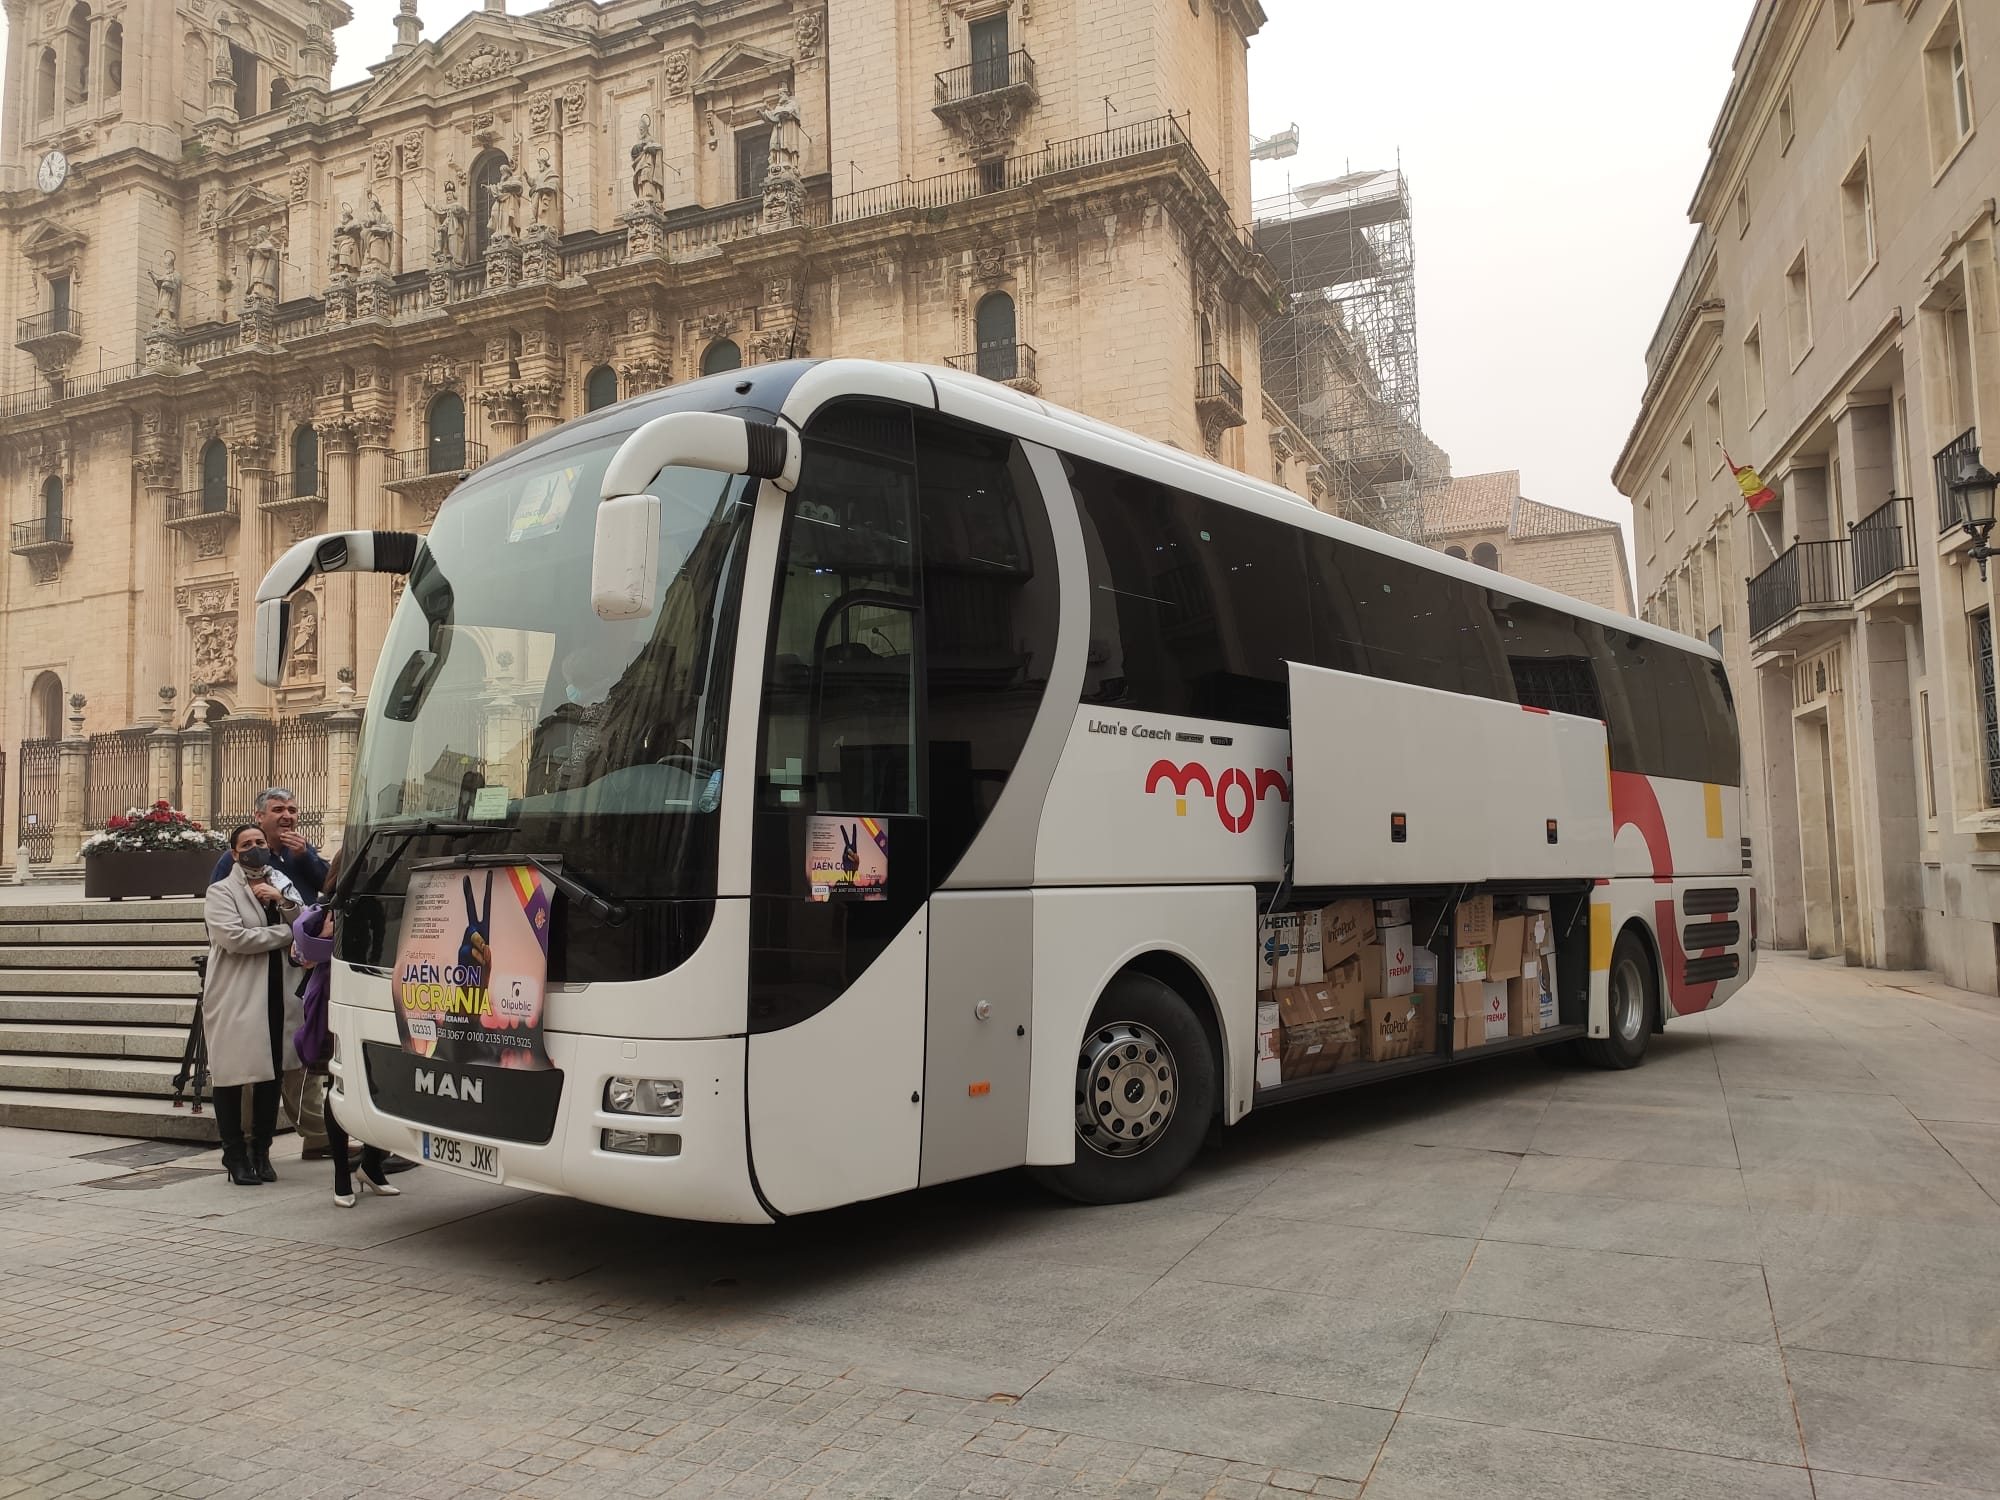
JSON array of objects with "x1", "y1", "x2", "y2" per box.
[{"x1": 202, "y1": 869, "x2": 301, "y2": 1088}]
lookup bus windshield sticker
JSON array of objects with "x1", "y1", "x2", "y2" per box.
[
  {"x1": 469, "y1": 785, "x2": 511, "y2": 820},
  {"x1": 391, "y1": 865, "x2": 553, "y2": 1071},
  {"x1": 508, "y1": 465, "x2": 582, "y2": 543},
  {"x1": 806, "y1": 815, "x2": 888, "y2": 902}
]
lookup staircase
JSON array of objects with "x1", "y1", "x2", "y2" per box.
[{"x1": 0, "y1": 899, "x2": 218, "y2": 1141}]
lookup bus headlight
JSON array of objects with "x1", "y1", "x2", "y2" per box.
[
  {"x1": 604, "y1": 1076, "x2": 683, "y2": 1117},
  {"x1": 601, "y1": 1129, "x2": 682, "y2": 1157}
]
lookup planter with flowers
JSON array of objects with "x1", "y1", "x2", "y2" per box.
[{"x1": 81, "y1": 802, "x2": 228, "y2": 900}]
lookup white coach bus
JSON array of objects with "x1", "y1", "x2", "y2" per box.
[{"x1": 254, "y1": 359, "x2": 1752, "y2": 1221}]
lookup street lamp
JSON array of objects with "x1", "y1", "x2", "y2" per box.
[{"x1": 1953, "y1": 449, "x2": 2000, "y2": 580}]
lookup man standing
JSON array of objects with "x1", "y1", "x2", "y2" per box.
[{"x1": 208, "y1": 787, "x2": 328, "y2": 903}]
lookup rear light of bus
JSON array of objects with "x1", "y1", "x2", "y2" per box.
[
  {"x1": 605, "y1": 1076, "x2": 683, "y2": 1117},
  {"x1": 601, "y1": 1129, "x2": 682, "y2": 1157}
]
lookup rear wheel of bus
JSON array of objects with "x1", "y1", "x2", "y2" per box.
[
  {"x1": 1580, "y1": 926, "x2": 1656, "y2": 1070},
  {"x1": 1035, "y1": 970, "x2": 1217, "y2": 1205}
]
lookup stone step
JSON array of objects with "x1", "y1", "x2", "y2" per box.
[
  {"x1": 0, "y1": 1022, "x2": 190, "y2": 1061},
  {"x1": 0, "y1": 1087, "x2": 219, "y2": 1142},
  {"x1": 0, "y1": 1052, "x2": 182, "y2": 1096},
  {"x1": 0, "y1": 968, "x2": 202, "y2": 997},
  {"x1": 0, "y1": 945, "x2": 205, "y2": 970},
  {"x1": 0, "y1": 922, "x2": 210, "y2": 945},
  {"x1": 0, "y1": 899, "x2": 207, "y2": 924},
  {"x1": 0, "y1": 995, "x2": 195, "y2": 1027}
]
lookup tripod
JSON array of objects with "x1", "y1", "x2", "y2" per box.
[{"x1": 171, "y1": 955, "x2": 211, "y2": 1115}]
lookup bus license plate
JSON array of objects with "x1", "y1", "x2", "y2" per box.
[{"x1": 421, "y1": 1132, "x2": 501, "y2": 1182}]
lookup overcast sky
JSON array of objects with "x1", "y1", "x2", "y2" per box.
[{"x1": 5, "y1": 0, "x2": 1752, "y2": 545}]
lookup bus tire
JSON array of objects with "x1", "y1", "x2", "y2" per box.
[
  {"x1": 1033, "y1": 970, "x2": 1218, "y2": 1206},
  {"x1": 1580, "y1": 927, "x2": 1656, "y2": 1070}
]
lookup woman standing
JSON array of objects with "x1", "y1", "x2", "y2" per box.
[{"x1": 203, "y1": 825, "x2": 300, "y2": 1187}]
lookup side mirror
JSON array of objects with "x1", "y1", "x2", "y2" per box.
[
  {"x1": 252, "y1": 529, "x2": 424, "y2": 688},
  {"x1": 591, "y1": 493, "x2": 662, "y2": 620},
  {"x1": 253, "y1": 598, "x2": 289, "y2": 688}
]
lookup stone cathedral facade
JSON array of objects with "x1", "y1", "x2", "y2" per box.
[{"x1": 0, "y1": 0, "x2": 1289, "y2": 851}]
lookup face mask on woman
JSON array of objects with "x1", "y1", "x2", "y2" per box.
[{"x1": 238, "y1": 846, "x2": 271, "y2": 873}]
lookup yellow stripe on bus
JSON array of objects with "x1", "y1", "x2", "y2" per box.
[
  {"x1": 1590, "y1": 902, "x2": 1612, "y2": 972},
  {"x1": 1704, "y1": 782, "x2": 1724, "y2": 839}
]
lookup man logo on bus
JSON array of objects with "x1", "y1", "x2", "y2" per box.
[{"x1": 1145, "y1": 760, "x2": 1290, "y2": 834}]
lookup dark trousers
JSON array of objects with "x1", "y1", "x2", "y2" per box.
[{"x1": 325, "y1": 1088, "x2": 386, "y2": 1193}]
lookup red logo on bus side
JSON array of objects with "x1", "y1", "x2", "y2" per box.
[{"x1": 1145, "y1": 760, "x2": 1290, "y2": 834}]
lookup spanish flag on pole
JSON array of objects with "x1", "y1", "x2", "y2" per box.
[{"x1": 1723, "y1": 450, "x2": 1778, "y2": 511}]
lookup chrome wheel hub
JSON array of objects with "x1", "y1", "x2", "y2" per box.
[
  {"x1": 1611, "y1": 956, "x2": 1647, "y2": 1043},
  {"x1": 1076, "y1": 1021, "x2": 1177, "y2": 1158}
]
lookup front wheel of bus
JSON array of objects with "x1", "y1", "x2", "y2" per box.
[
  {"x1": 1035, "y1": 971, "x2": 1217, "y2": 1206},
  {"x1": 1581, "y1": 928, "x2": 1656, "y2": 1070}
]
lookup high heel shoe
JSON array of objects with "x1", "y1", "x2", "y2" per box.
[
  {"x1": 358, "y1": 1171, "x2": 401, "y2": 1197},
  {"x1": 333, "y1": 1188, "x2": 357, "y2": 1208}
]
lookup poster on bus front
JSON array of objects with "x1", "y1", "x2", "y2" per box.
[{"x1": 392, "y1": 865, "x2": 553, "y2": 1071}]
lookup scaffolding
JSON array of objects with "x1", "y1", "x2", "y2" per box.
[{"x1": 1254, "y1": 169, "x2": 1442, "y2": 540}]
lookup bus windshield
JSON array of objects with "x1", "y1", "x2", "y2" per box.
[{"x1": 340, "y1": 432, "x2": 754, "y2": 930}]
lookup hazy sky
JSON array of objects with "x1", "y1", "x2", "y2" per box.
[{"x1": 5, "y1": 0, "x2": 1753, "y2": 542}]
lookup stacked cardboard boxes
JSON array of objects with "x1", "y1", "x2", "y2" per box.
[{"x1": 1453, "y1": 895, "x2": 1561, "y2": 1049}]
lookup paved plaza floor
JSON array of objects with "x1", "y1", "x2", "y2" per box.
[{"x1": 2, "y1": 950, "x2": 1998, "y2": 1500}]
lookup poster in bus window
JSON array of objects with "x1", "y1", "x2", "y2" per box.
[
  {"x1": 392, "y1": 865, "x2": 553, "y2": 1070},
  {"x1": 806, "y1": 814, "x2": 888, "y2": 902}
]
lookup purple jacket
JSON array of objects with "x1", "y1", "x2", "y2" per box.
[{"x1": 291, "y1": 905, "x2": 335, "y2": 1069}]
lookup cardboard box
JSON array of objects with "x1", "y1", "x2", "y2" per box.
[
  {"x1": 1275, "y1": 986, "x2": 1321, "y2": 1029},
  {"x1": 1374, "y1": 897, "x2": 1412, "y2": 928},
  {"x1": 1527, "y1": 910, "x2": 1554, "y2": 956},
  {"x1": 1280, "y1": 1019, "x2": 1353, "y2": 1079},
  {"x1": 1456, "y1": 894, "x2": 1495, "y2": 945},
  {"x1": 1323, "y1": 956, "x2": 1369, "y2": 1032},
  {"x1": 1411, "y1": 946, "x2": 1440, "y2": 990},
  {"x1": 1454, "y1": 945, "x2": 1489, "y2": 983},
  {"x1": 1482, "y1": 980, "x2": 1510, "y2": 1041},
  {"x1": 1538, "y1": 970, "x2": 1559, "y2": 1031},
  {"x1": 1488, "y1": 916, "x2": 1527, "y2": 980},
  {"x1": 1365, "y1": 990, "x2": 1437, "y2": 1061},
  {"x1": 1357, "y1": 926, "x2": 1415, "y2": 999},
  {"x1": 1297, "y1": 909, "x2": 1325, "y2": 985},
  {"x1": 1507, "y1": 976, "x2": 1540, "y2": 1037},
  {"x1": 1322, "y1": 898, "x2": 1376, "y2": 969},
  {"x1": 1256, "y1": 1000, "x2": 1282, "y2": 1089},
  {"x1": 1259, "y1": 914, "x2": 1301, "y2": 989},
  {"x1": 1452, "y1": 981, "x2": 1486, "y2": 1050}
]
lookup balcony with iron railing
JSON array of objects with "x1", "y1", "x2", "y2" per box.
[
  {"x1": 935, "y1": 48, "x2": 1038, "y2": 110},
  {"x1": 165, "y1": 485, "x2": 240, "y2": 526},
  {"x1": 10, "y1": 515, "x2": 72, "y2": 555},
  {"x1": 1849, "y1": 495, "x2": 1920, "y2": 605},
  {"x1": 947, "y1": 342, "x2": 1039, "y2": 392},
  {"x1": 1936, "y1": 426, "x2": 1979, "y2": 532},
  {"x1": 261, "y1": 468, "x2": 329, "y2": 529},
  {"x1": 1748, "y1": 536, "x2": 1852, "y2": 650},
  {"x1": 1196, "y1": 362, "x2": 1247, "y2": 430},
  {"x1": 385, "y1": 438, "x2": 490, "y2": 517},
  {"x1": 16, "y1": 305, "x2": 80, "y2": 353}
]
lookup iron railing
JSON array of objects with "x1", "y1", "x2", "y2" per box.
[
  {"x1": 1850, "y1": 496, "x2": 1917, "y2": 593},
  {"x1": 10, "y1": 516, "x2": 71, "y2": 550},
  {"x1": 948, "y1": 342, "x2": 1037, "y2": 384},
  {"x1": 166, "y1": 485, "x2": 240, "y2": 523},
  {"x1": 273, "y1": 466, "x2": 328, "y2": 503},
  {"x1": 1748, "y1": 538, "x2": 1850, "y2": 638},
  {"x1": 83, "y1": 729, "x2": 154, "y2": 831},
  {"x1": 17, "y1": 739, "x2": 58, "y2": 865},
  {"x1": 936, "y1": 48, "x2": 1037, "y2": 106},
  {"x1": 1196, "y1": 362, "x2": 1245, "y2": 413},
  {"x1": 395, "y1": 439, "x2": 488, "y2": 478},
  {"x1": 1, "y1": 362, "x2": 145, "y2": 419},
  {"x1": 16, "y1": 307, "x2": 77, "y2": 345},
  {"x1": 1936, "y1": 426, "x2": 1979, "y2": 532}
]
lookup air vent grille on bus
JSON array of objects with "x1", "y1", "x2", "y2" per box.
[
  {"x1": 1682, "y1": 888, "x2": 1741, "y2": 915},
  {"x1": 1684, "y1": 921, "x2": 1741, "y2": 950},
  {"x1": 1683, "y1": 953, "x2": 1741, "y2": 985},
  {"x1": 1741, "y1": 836, "x2": 1754, "y2": 873}
]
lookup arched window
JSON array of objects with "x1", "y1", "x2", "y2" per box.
[
  {"x1": 469, "y1": 149, "x2": 507, "y2": 259},
  {"x1": 64, "y1": 4, "x2": 90, "y2": 106},
  {"x1": 426, "y1": 392, "x2": 466, "y2": 473},
  {"x1": 182, "y1": 32, "x2": 205, "y2": 102},
  {"x1": 290, "y1": 425, "x2": 319, "y2": 498},
  {"x1": 29, "y1": 672, "x2": 64, "y2": 741},
  {"x1": 1443, "y1": 545, "x2": 1467, "y2": 560},
  {"x1": 975, "y1": 291, "x2": 1018, "y2": 380},
  {"x1": 199, "y1": 439, "x2": 229, "y2": 513},
  {"x1": 103, "y1": 21, "x2": 121, "y2": 97},
  {"x1": 269, "y1": 77, "x2": 290, "y2": 113},
  {"x1": 40, "y1": 476, "x2": 64, "y2": 541},
  {"x1": 229, "y1": 42, "x2": 255, "y2": 120},
  {"x1": 36, "y1": 48, "x2": 57, "y2": 122},
  {"x1": 584, "y1": 364, "x2": 619, "y2": 411},
  {"x1": 1199, "y1": 314, "x2": 1216, "y2": 369},
  {"x1": 1471, "y1": 542, "x2": 1501, "y2": 571},
  {"x1": 700, "y1": 339, "x2": 742, "y2": 376}
]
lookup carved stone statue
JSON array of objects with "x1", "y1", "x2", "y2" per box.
[
  {"x1": 528, "y1": 148, "x2": 561, "y2": 231},
  {"x1": 149, "y1": 253, "x2": 183, "y2": 328},
  {"x1": 432, "y1": 180, "x2": 468, "y2": 265},
  {"x1": 487, "y1": 156, "x2": 526, "y2": 241},
  {"x1": 329, "y1": 205, "x2": 362, "y2": 275},
  {"x1": 246, "y1": 232, "x2": 280, "y2": 300},
  {"x1": 759, "y1": 88, "x2": 803, "y2": 172},
  {"x1": 630, "y1": 114, "x2": 664, "y2": 207},
  {"x1": 361, "y1": 191, "x2": 394, "y2": 271}
]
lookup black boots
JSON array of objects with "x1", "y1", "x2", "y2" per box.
[
  {"x1": 222, "y1": 1145, "x2": 261, "y2": 1187},
  {"x1": 251, "y1": 1143, "x2": 277, "y2": 1183}
]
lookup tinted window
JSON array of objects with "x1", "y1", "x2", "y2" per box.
[
  {"x1": 916, "y1": 414, "x2": 1057, "y2": 878},
  {"x1": 1075, "y1": 459, "x2": 1304, "y2": 726},
  {"x1": 1593, "y1": 625, "x2": 1740, "y2": 784},
  {"x1": 1299, "y1": 533, "x2": 1513, "y2": 701},
  {"x1": 1492, "y1": 597, "x2": 1606, "y2": 719}
]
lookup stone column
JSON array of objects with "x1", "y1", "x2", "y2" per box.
[
  {"x1": 523, "y1": 381, "x2": 565, "y2": 440},
  {"x1": 353, "y1": 422, "x2": 396, "y2": 697},
  {"x1": 322, "y1": 424, "x2": 360, "y2": 694},
  {"x1": 148, "y1": 689, "x2": 181, "y2": 804},
  {"x1": 51, "y1": 695, "x2": 88, "y2": 868},
  {"x1": 179, "y1": 701, "x2": 214, "y2": 826},
  {"x1": 133, "y1": 449, "x2": 177, "y2": 721},
  {"x1": 325, "y1": 684, "x2": 362, "y2": 828}
]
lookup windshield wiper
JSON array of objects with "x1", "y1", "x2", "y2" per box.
[
  {"x1": 412, "y1": 849, "x2": 629, "y2": 927},
  {"x1": 340, "y1": 820, "x2": 516, "y2": 910}
]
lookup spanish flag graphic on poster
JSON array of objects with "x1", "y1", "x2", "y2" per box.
[
  {"x1": 1724, "y1": 450, "x2": 1778, "y2": 511},
  {"x1": 392, "y1": 864, "x2": 553, "y2": 1071}
]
